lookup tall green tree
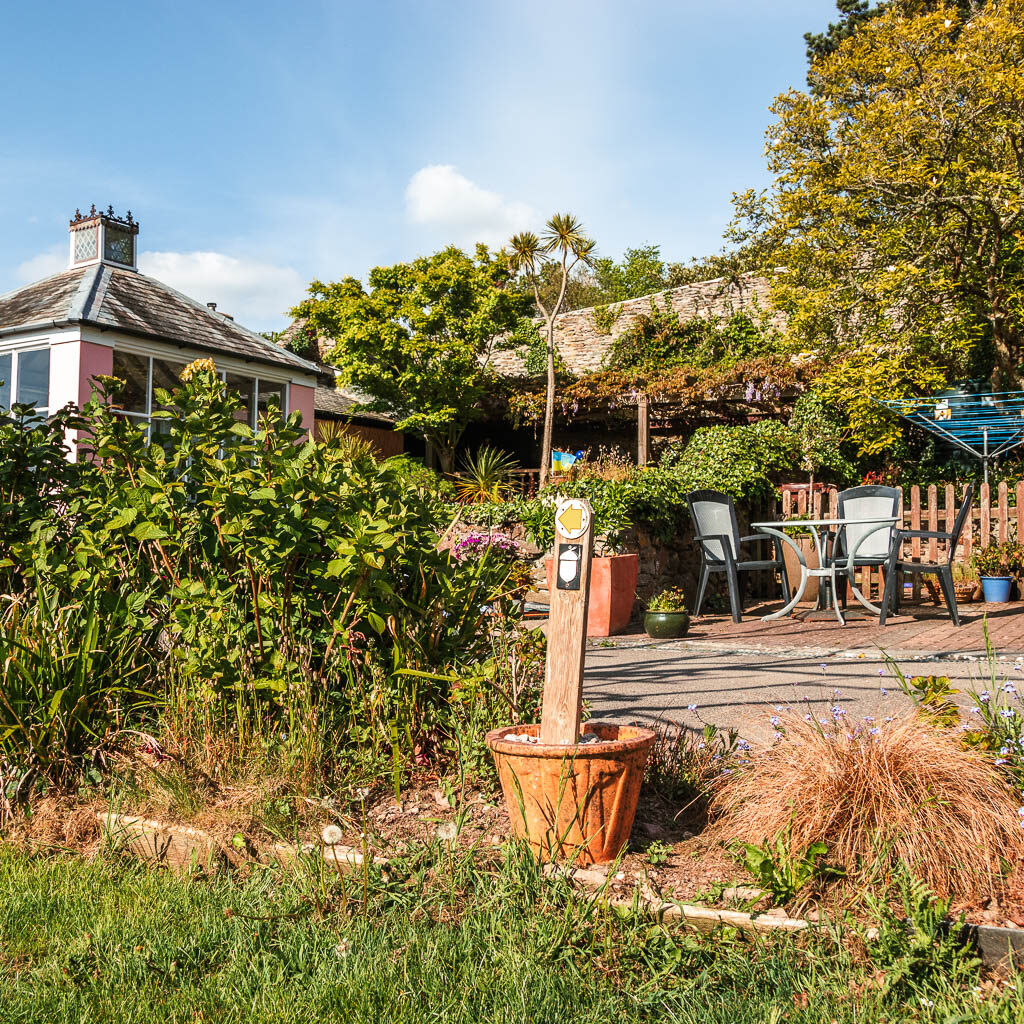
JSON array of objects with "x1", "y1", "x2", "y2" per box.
[
  {"x1": 292, "y1": 246, "x2": 525, "y2": 473},
  {"x1": 804, "y1": 0, "x2": 982, "y2": 71},
  {"x1": 509, "y1": 215, "x2": 596, "y2": 486},
  {"x1": 591, "y1": 245, "x2": 668, "y2": 302},
  {"x1": 804, "y1": 0, "x2": 887, "y2": 68},
  {"x1": 732, "y1": 0, "x2": 1024, "y2": 451}
]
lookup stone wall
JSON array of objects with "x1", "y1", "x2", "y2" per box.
[{"x1": 490, "y1": 273, "x2": 775, "y2": 377}]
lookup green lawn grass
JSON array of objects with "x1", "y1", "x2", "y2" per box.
[{"x1": 0, "y1": 846, "x2": 1018, "y2": 1024}]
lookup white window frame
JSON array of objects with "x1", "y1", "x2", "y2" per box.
[
  {"x1": 0, "y1": 346, "x2": 51, "y2": 418},
  {"x1": 110, "y1": 348, "x2": 290, "y2": 440}
]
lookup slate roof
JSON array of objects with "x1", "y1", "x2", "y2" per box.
[
  {"x1": 312, "y1": 364, "x2": 396, "y2": 425},
  {"x1": 0, "y1": 265, "x2": 319, "y2": 375}
]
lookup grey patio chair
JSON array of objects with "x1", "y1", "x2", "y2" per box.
[
  {"x1": 686, "y1": 489, "x2": 790, "y2": 623},
  {"x1": 879, "y1": 484, "x2": 974, "y2": 627},
  {"x1": 829, "y1": 484, "x2": 901, "y2": 610}
]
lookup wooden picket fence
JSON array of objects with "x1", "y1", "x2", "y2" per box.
[{"x1": 780, "y1": 482, "x2": 1023, "y2": 601}]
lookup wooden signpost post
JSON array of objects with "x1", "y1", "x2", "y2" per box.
[
  {"x1": 540, "y1": 497, "x2": 594, "y2": 744},
  {"x1": 486, "y1": 495, "x2": 653, "y2": 864}
]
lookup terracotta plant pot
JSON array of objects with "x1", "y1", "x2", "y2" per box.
[
  {"x1": 780, "y1": 536, "x2": 819, "y2": 603},
  {"x1": 485, "y1": 721, "x2": 655, "y2": 865},
  {"x1": 544, "y1": 553, "x2": 638, "y2": 636},
  {"x1": 644, "y1": 610, "x2": 690, "y2": 639}
]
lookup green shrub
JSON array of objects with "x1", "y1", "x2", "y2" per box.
[
  {"x1": 384, "y1": 454, "x2": 456, "y2": 501},
  {"x1": 460, "y1": 421, "x2": 798, "y2": 551},
  {"x1": 660, "y1": 419, "x2": 799, "y2": 501},
  {"x1": 0, "y1": 587, "x2": 153, "y2": 793},
  {"x1": 971, "y1": 541, "x2": 1023, "y2": 578},
  {"x1": 3, "y1": 369, "x2": 518, "y2": 785},
  {"x1": 0, "y1": 404, "x2": 84, "y2": 594},
  {"x1": 646, "y1": 587, "x2": 688, "y2": 613}
]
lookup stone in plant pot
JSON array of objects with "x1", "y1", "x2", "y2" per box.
[
  {"x1": 485, "y1": 721, "x2": 655, "y2": 865},
  {"x1": 981, "y1": 576, "x2": 1013, "y2": 602},
  {"x1": 544, "y1": 553, "x2": 638, "y2": 637},
  {"x1": 644, "y1": 610, "x2": 690, "y2": 639}
]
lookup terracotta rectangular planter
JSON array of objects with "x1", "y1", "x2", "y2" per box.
[
  {"x1": 781, "y1": 536, "x2": 819, "y2": 603},
  {"x1": 545, "y1": 552, "x2": 638, "y2": 636}
]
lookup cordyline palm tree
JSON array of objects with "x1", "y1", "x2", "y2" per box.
[{"x1": 509, "y1": 214, "x2": 596, "y2": 486}]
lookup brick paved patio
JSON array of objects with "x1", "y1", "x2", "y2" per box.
[{"x1": 670, "y1": 600, "x2": 1024, "y2": 657}]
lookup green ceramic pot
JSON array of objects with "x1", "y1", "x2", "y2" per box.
[{"x1": 644, "y1": 610, "x2": 690, "y2": 639}]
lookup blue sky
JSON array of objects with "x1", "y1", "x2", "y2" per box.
[{"x1": 1, "y1": 0, "x2": 828, "y2": 331}]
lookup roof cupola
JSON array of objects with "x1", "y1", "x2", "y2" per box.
[{"x1": 69, "y1": 205, "x2": 139, "y2": 271}]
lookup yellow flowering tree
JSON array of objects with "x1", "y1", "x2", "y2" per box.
[{"x1": 733, "y1": 0, "x2": 1024, "y2": 450}]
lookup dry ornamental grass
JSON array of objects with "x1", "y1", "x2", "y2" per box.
[{"x1": 710, "y1": 713, "x2": 1024, "y2": 899}]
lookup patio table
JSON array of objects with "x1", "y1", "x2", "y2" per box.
[{"x1": 750, "y1": 516, "x2": 898, "y2": 625}]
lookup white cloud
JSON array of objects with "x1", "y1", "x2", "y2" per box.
[
  {"x1": 139, "y1": 251, "x2": 304, "y2": 330},
  {"x1": 13, "y1": 246, "x2": 303, "y2": 331},
  {"x1": 405, "y1": 164, "x2": 534, "y2": 247},
  {"x1": 15, "y1": 246, "x2": 65, "y2": 283}
]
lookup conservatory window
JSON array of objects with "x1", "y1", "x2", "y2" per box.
[
  {"x1": 0, "y1": 354, "x2": 10, "y2": 410},
  {"x1": 111, "y1": 352, "x2": 185, "y2": 437},
  {"x1": 256, "y1": 381, "x2": 284, "y2": 420},
  {"x1": 0, "y1": 348, "x2": 50, "y2": 417},
  {"x1": 225, "y1": 374, "x2": 255, "y2": 423},
  {"x1": 111, "y1": 350, "x2": 286, "y2": 438},
  {"x1": 151, "y1": 358, "x2": 187, "y2": 410}
]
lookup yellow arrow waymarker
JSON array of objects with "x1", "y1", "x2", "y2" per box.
[{"x1": 557, "y1": 505, "x2": 583, "y2": 535}]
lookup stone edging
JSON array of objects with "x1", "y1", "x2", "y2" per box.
[
  {"x1": 545, "y1": 864, "x2": 1023, "y2": 974},
  {"x1": 95, "y1": 813, "x2": 1021, "y2": 973}
]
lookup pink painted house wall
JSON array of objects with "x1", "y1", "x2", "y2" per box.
[
  {"x1": 289, "y1": 383, "x2": 316, "y2": 433},
  {"x1": 78, "y1": 341, "x2": 113, "y2": 407}
]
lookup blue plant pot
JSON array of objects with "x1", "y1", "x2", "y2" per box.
[{"x1": 981, "y1": 576, "x2": 1013, "y2": 603}]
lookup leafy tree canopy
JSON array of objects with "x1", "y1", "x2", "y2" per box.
[
  {"x1": 804, "y1": 0, "x2": 982, "y2": 71},
  {"x1": 591, "y1": 245, "x2": 670, "y2": 303},
  {"x1": 292, "y1": 245, "x2": 527, "y2": 472},
  {"x1": 733, "y1": 0, "x2": 1024, "y2": 451},
  {"x1": 514, "y1": 243, "x2": 704, "y2": 314}
]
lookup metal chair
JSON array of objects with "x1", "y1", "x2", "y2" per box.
[
  {"x1": 686, "y1": 489, "x2": 790, "y2": 623},
  {"x1": 879, "y1": 484, "x2": 975, "y2": 627},
  {"x1": 829, "y1": 485, "x2": 901, "y2": 610}
]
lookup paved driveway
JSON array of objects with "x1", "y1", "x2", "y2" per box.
[{"x1": 583, "y1": 636, "x2": 1018, "y2": 745}]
